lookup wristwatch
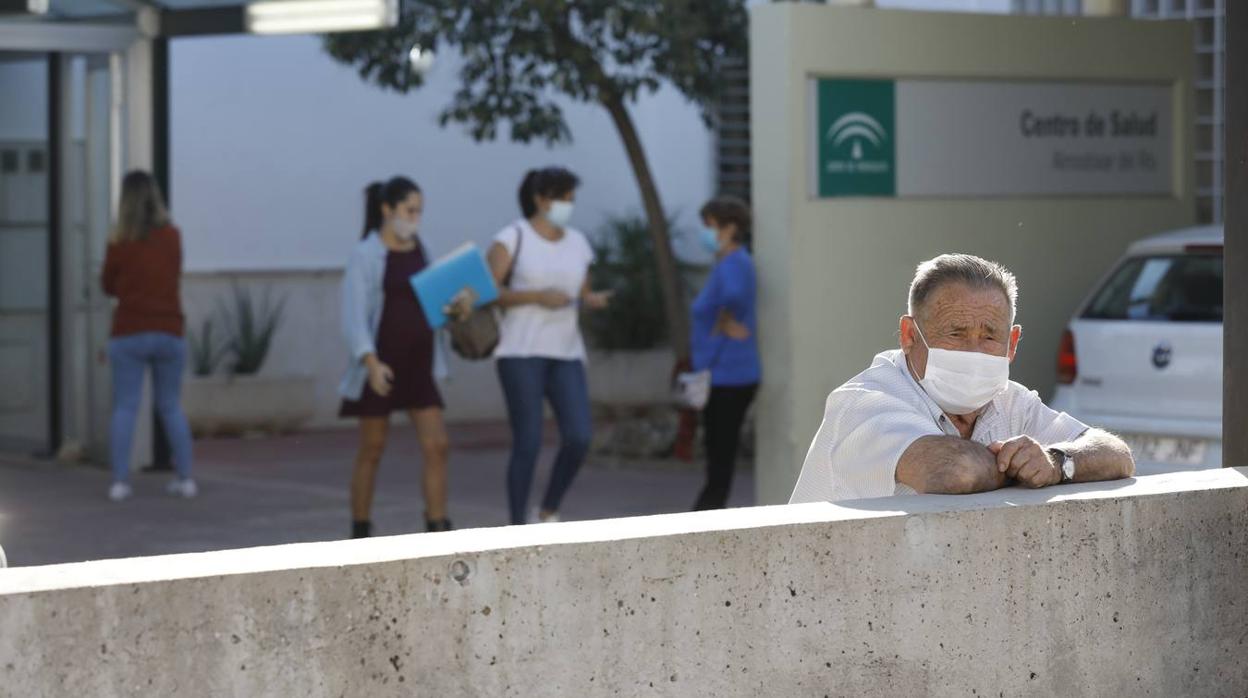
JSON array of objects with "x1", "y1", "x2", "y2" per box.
[{"x1": 1048, "y1": 447, "x2": 1076, "y2": 483}]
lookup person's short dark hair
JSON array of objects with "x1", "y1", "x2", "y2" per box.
[
  {"x1": 518, "y1": 167, "x2": 580, "y2": 218},
  {"x1": 700, "y1": 196, "x2": 752, "y2": 244}
]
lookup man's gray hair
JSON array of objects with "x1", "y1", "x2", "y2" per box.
[{"x1": 908, "y1": 253, "x2": 1018, "y2": 321}]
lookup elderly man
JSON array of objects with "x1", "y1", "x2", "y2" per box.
[{"x1": 790, "y1": 253, "x2": 1134, "y2": 503}]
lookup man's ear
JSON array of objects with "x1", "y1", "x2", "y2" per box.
[
  {"x1": 1007, "y1": 324, "x2": 1023, "y2": 363},
  {"x1": 899, "y1": 315, "x2": 914, "y2": 353}
]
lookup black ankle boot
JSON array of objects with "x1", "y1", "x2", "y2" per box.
[
  {"x1": 351, "y1": 520, "x2": 372, "y2": 539},
  {"x1": 425, "y1": 518, "x2": 453, "y2": 533}
]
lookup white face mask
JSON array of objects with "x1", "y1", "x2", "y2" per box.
[
  {"x1": 909, "y1": 319, "x2": 1010, "y2": 416},
  {"x1": 391, "y1": 216, "x2": 419, "y2": 240},
  {"x1": 545, "y1": 200, "x2": 574, "y2": 227}
]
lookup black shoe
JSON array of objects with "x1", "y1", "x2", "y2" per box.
[
  {"x1": 425, "y1": 518, "x2": 453, "y2": 533},
  {"x1": 351, "y1": 520, "x2": 372, "y2": 539}
]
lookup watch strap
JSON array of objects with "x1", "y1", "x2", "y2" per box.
[{"x1": 1048, "y1": 447, "x2": 1074, "y2": 483}]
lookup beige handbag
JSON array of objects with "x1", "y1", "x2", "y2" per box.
[{"x1": 446, "y1": 226, "x2": 521, "y2": 360}]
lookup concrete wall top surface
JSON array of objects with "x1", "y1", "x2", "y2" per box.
[{"x1": 3, "y1": 468, "x2": 1243, "y2": 595}]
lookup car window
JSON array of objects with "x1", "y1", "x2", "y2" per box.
[{"x1": 1083, "y1": 253, "x2": 1222, "y2": 322}]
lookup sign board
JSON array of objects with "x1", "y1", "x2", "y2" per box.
[{"x1": 812, "y1": 78, "x2": 1174, "y2": 198}]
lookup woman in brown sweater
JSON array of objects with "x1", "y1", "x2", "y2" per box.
[{"x1": 101, "y1": 170, "x2": 195, "y2": 502}]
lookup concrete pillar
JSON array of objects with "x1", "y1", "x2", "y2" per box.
[
  {"x1": 122, "y1": 33, "x2": 156, "y2": 470},
  {"x1": 124, "y1": 37, "x2": 153, "y2": 171},
  {"x1": 748, "y1": 4, "x2": 1194, "y2": 504}
]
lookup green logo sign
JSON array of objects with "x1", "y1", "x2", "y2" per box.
[{"x1": 817, "y1": 79, "x2": 896, "y2": 197}]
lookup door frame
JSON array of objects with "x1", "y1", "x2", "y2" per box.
[{"x1": 0, "y1": 18, "x2": 146, "y2": 458}]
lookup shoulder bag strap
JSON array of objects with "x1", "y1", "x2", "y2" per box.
[{"x1": 502, "y1": 224, "x2": 523, "y2": 288}]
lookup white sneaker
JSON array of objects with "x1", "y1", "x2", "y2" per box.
[
  {"x1": 529, "y1": 508, "x2": 560, "y2": 524},
  {"x1": 108, "y1": 482, "x2": 132, "y2": 502},
  {"x1": 166, "y1": 478, "x2": 198, "y2": 498}
]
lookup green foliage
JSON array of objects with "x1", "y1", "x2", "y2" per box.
[
  {"x1": 584, "y1": 213, "x2": 706, "y2": 351},
  {"x1": 323, "y1": 0, "x2": 748, "y2": 145},
  {"x1": 187, "y1": 317, "x2": 226, "y2": 377},
  {"x1": 216, "y1": 284, "x2": 286, "y2": 376}
]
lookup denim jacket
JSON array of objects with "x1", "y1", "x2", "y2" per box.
[{"x1": 338, "y1": 232, "x2": 449, "y2": 400}]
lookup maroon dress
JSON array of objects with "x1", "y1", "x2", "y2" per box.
[{"x1": 339, "y1": 247, "x2": 444, "y2": 417}]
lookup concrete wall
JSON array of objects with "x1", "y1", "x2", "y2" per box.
[
  {"x1": 182, "y1": 271, "x2": 675, "y2": 427},
  {"x1": 1, "y1": 469, "x2": 1246, "y2": 696},
  {"x1": 750, "y1": 5, "x2": 1196, "y2": 504}
]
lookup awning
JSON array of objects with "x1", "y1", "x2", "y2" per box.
[{"x1": 6, "y1": 0, "x2": 397, "y2": 36}]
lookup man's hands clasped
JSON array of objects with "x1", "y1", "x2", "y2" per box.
[{"x1": 988, "y1": 436, "x2": 1061, "y2": 489}]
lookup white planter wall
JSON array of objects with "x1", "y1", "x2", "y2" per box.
[
  {"x1": 182, "y1": 271, "x2": 676, "y2": 429},
  {"x1": 182, "y1": 374, "x2": 317, "y2": 437}
]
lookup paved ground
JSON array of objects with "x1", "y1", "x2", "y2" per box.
[{"x1": 0, "y1": 422, "x2": 753, "y2": 568}]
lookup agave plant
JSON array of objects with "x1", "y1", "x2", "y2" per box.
[
  {"x1": 217, "y1": 283, "x2": 286, "y2": 376},
  {"x1": 187, "y1": 316, "x2": 226, "y2": 377}
]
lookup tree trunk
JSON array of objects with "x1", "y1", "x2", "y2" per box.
[{"x1": 601, "y1": 93, "x2": 692, "y2": 361}]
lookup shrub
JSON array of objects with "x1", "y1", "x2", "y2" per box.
[
  {"x1": 187, "y1": 316, "x2": 226, "y2": 377},
  {"x1": 217, "y1": 283, "x2": 285, "y2": 376},
  {"x1": 584, "y1": 214, "x2": 708, "y2": 352}
]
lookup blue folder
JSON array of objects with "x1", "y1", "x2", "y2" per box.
[{"x1": 410, "y1": 242, "x2": 500, "y2": 329}]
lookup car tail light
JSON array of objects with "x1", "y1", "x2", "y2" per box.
[{"x1": 1057, "y1": 329, "x2": 1077, "y2": 385}]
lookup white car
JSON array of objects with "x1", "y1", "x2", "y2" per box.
[{"x1": 1050, "y1": 225, "x2": 1223, "y2": 476}]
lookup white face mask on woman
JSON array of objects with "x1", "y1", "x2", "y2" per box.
[
  {"x1": 545, "y1": 200, "x2": 574, "y2": 228},
  {"x1": 391, "y1": 216, "x2": 419, "y2": 241},
  {"x1": 909, "y1": 319, "x2": 1010, "y2": 416}
]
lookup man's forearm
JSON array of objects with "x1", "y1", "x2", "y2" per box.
[
  {"x1": 897, "y1": 436, "x2": 1008, "y2": 494},
  {"x1": 1052, "y1": 428, "x2": 1135, "y2": 482}
]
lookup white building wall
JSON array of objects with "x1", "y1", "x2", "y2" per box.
[
  {"x1": 879, "y1": 0, "x2": 1011, "y2": 10},
  {"x1": 170, "y1": 35, "x2": 716, "y2": 272}
]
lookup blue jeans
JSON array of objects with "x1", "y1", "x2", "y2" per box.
[
  {"x1": 496, "y1": 358, "x2": 592, "y2": 525},
  {"x1": 108, "y1": 332, "x2": 194, "y2": 483}
]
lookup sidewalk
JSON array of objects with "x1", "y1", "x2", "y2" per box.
[{"x1": 0, "y1": 423, "x2": 754, "y2": 568}]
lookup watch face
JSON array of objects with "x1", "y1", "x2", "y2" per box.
[{"x1": 1062, "y1": 458, "x2": 1075, "y2": 480}]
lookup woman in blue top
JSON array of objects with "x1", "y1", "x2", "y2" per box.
[{"x1": 691, "y1": 196, "x2": 761, "y2": 511}]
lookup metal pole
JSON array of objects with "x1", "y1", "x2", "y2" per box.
[
  {"x1": 1224, "y1": 1, "x2": 1246, "y2": 467},
  {"x1": 45, "y1": 52, "x2": 62, "y2": 458},
  {"x1": 146, "y1": 36, "x2": 173, "y2": 472}
]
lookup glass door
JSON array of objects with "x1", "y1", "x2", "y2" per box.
[{"x1": 64, "y1": 52, "x2": 123, "y2": 464}]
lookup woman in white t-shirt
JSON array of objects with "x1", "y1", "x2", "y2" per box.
[{"x1": 486, "y1": 167, "x2": 611, "y2": 525}]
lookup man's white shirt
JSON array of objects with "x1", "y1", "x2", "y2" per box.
[{"x1": 789, "y1": 350, "x2": 1088, "y2": 503}]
